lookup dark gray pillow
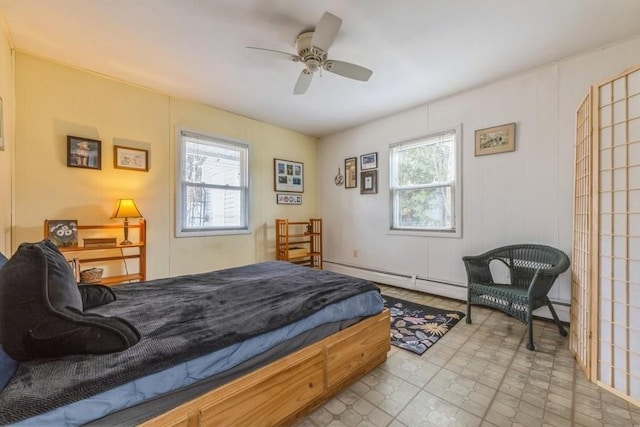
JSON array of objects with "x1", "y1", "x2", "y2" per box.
[
  {"x1": 0, "y1": 240, "x2": 139, "y2": 361},
  {"x1": 41, "y1": 240, "x2": 83, "y2": 312},
  {"x1": 79, "y1": 284, "x2": 116, "y2": 310}
]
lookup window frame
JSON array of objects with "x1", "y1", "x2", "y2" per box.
[
  {"x1": 176, "y1": 128, "x2": 251, "y2": 237},
  {"x1": 388, "y1": 125, "x2": 462, "y2": 238}
]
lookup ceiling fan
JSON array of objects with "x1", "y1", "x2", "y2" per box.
[{"x1": 247, "y1": 11, "x2": 373, "y2": 95}]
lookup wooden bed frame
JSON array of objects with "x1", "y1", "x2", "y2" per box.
[{"x1": 139, "y1": 309, "x2": 390, "y2": 426}]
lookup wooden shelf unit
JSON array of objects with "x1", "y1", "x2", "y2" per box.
[
  {"x1": 275, "y1": 218, "x2": 322, "y2": 269},
  {"x1": 44, "y1": 219, "x2": 146, "y2": 286}
]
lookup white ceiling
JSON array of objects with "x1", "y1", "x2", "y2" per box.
[{"x1": 2, "y1": 0, "x2": 640, "y2": 137}]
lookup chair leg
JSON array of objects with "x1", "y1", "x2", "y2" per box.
[
  {"x1": 466, "y1": 300, "x2": 472, "y2": 324},
  {"x1": 526, "y1": 315, "x2": 535, "y2": 351},
  {"x1": 546, "y1": 298, "x2": 568, "y2": 337}
]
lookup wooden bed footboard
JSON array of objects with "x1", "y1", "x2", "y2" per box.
[{"x1": 139, "y1": 309, "x2": 390, "y2": 427}]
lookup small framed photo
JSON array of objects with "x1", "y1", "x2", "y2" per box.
[
  {"x1": 475, "y1": 123, "x2": 516, "y2": 156},
  {"x1": 47, "y1": 219, "x2": 78, "y2": 248},
  {"x1": 114, "y1": 145, "x2": 149, "y2": 171},
  {"x1": 276, "y1": 194, "x2": 302, "y2": 205},
  {"x1": 274, "y1": 158, "x2": 304, "y2": 193},
  {"x1": 360, "y1": 170, "x2": 378, "y2": 194},
  {"x1": 345, "y1": 157, "x2": 357, "y2": 189},
  {"x1": 67, "y1": 136, "x2": 101, "y2": 169},
  {"x1": 360, "y1": 152, "x2": 378, "y2": 170}
]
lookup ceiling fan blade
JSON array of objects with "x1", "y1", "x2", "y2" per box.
[
  {"x1": 246, "y1": 46, "x2": 301, "y2": 62},
  {"x1": 323, "y1": 60, "x2": 373, "y2": 81},
  {"x1": 311, "y1": 12, "x2": 342, "y2": 52},
  {"x1": 294, "y1": 69, "x2": 313, "y2": 95}
]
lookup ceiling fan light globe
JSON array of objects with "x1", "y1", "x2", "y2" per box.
[{"x1": 306, "y1": 59, "x2": 320, "y2": 72}]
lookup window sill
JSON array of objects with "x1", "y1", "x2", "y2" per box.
[
  {"x1": 387, "y1": 228, "x2": 461, "y2": 238},
  {"x1": 176, "y1": 228, "x2": 251, "y2": 237}
]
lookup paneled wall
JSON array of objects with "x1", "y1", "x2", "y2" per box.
[{"x1": 318, "y1": 35, "x2": 640, "y2": 321}]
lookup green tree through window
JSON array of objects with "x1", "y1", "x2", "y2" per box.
[{"x1": 390, "y1": 129, "x2": 459, "y2": 233}]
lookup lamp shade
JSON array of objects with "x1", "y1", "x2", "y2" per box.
[{"x1": 110, "y1": 199, "x2": 143, "y2": 219}]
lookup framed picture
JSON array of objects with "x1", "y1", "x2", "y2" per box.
[
  {"x1": 114, "y1": 145, "x2": 149, "y2": 171},
  {"x1": 360, "y1": 152, "x2": 378, "y2": 170},
  {"x1": 47, "y1": 219, "x2": 78, "y2": 248},
  {"x1": 274, "y1": 158, "x2": 304, "y2": 193},
  {"x1": 345, "y1": 157, "x2": 357, "y2": 189},
  {"x1": 67, "y1": 136, "x2": 101, "y2": 169},
  {"x1": 475, "y1": 123, "x2": 516, "y2": 156},
  {"x1": 276, "y1": 194, "x2": 302, "y2": 205},
  {"x1": 361, "y1": 170, "x2": 378, "y2": 194}
]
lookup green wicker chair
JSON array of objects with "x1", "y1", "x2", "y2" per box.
[{"x1": 462, "y1": 244, "x2": 570, "y2": 350}]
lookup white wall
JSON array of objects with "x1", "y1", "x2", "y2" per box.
[{"x1": 319, "y1": 35, "x2": 640, "y2": 321}]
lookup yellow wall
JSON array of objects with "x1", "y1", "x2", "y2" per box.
[
  {"x1": 14, "y1": 53, "x2": 317, "y2": 278},
  {"x1": 0, "y1": 21, "x2": 14, "y2": 255}
]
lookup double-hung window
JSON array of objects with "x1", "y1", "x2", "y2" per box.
[
  {"x1": 177, "y1": 130, "x2": 250, "y2": 236},
  {"x1": 389, "y1": 127, "x2": 461, "y2": 236}
]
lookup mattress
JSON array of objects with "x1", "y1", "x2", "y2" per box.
[{"x1": 1, "y1": 261, "x2": 383, "y2": 425}]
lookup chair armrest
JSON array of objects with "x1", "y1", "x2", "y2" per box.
[
  {"x1": 526, "y1": 269, "x2": 563, "y2": 301},
  {"x1": 462, "y1": 255, "x2": 493, "y2": 284},
  {"x1": 525, "y1": 252, "x2": 570, "y2": 296},
  {"x1": 537, "y1": 262, "x2": 570, "y2": 276}
]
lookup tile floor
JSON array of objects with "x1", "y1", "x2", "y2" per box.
[{"x1": 294, "y1": 285, "x2": 640, "y2": 427}]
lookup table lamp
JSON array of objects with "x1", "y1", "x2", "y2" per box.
[{"x1": 110, "y1": 199, "x2": 143, "y2": 245}]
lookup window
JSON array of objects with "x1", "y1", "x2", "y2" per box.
[
  {"x1": 177, "y1": 130, "x2": 250, "y2": 236},
  {"x1": 389, "y1": 127, "x2": 461, "y2": 236}
]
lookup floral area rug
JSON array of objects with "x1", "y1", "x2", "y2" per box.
[{"x1": 383, "y1": 295, "x2": 465, "y2": 355}]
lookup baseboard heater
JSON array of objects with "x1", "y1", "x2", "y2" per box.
[{"x1": 323, "y1": 260, "x2": 571, "y2": 323}]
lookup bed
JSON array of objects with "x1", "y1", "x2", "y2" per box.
[{"x1": 0, "y1": 241, "x2": 389, "y2": 426}]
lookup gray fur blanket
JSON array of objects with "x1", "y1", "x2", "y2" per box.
[{"x1": 0, "y1": 261, "x2": 380, "y2": 423}]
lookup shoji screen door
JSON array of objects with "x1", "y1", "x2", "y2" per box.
[
  {"x1": 573, "y1": 64, "x2": 640, "y2": 404},
  {"x1": 570, "y1": 89, "x2": 593, "y2": 378}
]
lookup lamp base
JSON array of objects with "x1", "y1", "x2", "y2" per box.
[{"x1": 121, "y1": 218, "x2": 132, "y2": 245}]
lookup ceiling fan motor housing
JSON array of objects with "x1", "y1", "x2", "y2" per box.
[{"x1": 296, "y1": 31, "x2": 326, "y2": 72}]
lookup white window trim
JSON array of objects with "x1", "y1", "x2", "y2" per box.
[
  {"x1": 176, "y1": 128, "x2": 252, "y2": 237},
  {"x1": 388, "y1": 125, "x2": 462, "y2": 238}
]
